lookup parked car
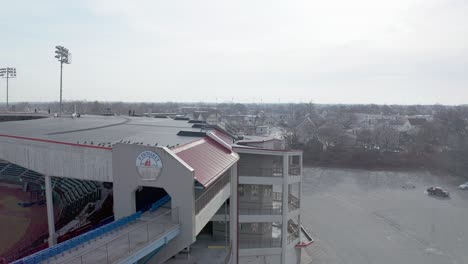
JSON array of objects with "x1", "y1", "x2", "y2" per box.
[
  {"x1": 459, "y1": 182, "x2": 468, "y2": 190},
  {"x1": 426, "y1": 187, "x2": 450, "y2": 197}
]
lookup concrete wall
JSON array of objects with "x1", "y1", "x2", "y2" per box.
[
  {"x1": 285, "y1": 247, "x2": 301, "y2": 264},
  {"x1": 0, "y1": 137, "x2": 112, "y2": 181},
  {"x1": 240, "y1": 139, "x2": 285, "y2": 150},
  {"x1": 195, "y1": 182, "x2": 231, "y2": 235},
  {"x1": 112, "y1": 144, "x2": 196, "y2": 263}
]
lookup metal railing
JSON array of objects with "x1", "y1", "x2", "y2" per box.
[
  {"x1": 63, "y1": 209, "x2": 178, "y2": 264},
  {"x1": 288, "y1": 194, "x2": 300, "y2": 212},
  {"x1": 288, "y1": 164, "x2": 301, "y2": 176},
  {"x1": 223, "y1": 245, "x2": 232, "y2": 264},
  {"x1": 287, "y1": 229, "x2": 300, "y2": 244},
  {"x1": 239, "y1": 167, "x2": 283, "y2": 177},
  {"x1": 272, "y1": 191, "x2": 282, "y2": 201},
  {"x1": 272, "y1": 192, "x2": 300, "y2": 212},
  {"x1": 239, "y1": 207, "x2": 282, "y2": 215},
  {"x1": 195, "y1": 173, "x2": 230, "y2": 214},
  {"x1": 239, "y1": 237, "x2": 282, "y2": 249}
]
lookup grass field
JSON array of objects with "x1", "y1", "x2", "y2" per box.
[{"x1": 0, "y1": 190, "x2": 31, "y2": 255}]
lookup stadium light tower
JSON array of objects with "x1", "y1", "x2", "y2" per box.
[
  {"x1": 0, "y1": 67, "x2": 16, "y2": 111},
  {"x1": 55, "y1": 45, "x2": 71, "y2": 116}
]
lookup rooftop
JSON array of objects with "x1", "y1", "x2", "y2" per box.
[{"x1": 0, "y1": 115, "x2": 207, "y2": 147}]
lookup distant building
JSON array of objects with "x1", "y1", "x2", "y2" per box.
[
  {"x1": 295, "y1": 117, "x2": 317, "y2": 144},
  {"x1": 256, "y1": 126, "x2": 270, "y2": 136},
  {"x1": 407, "y1": 117, "x2": 427, "y2": 127}
]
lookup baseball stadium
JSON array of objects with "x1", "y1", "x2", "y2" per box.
[{"x1": 0, "y1": 114, "x2": 312, "y2": 264}]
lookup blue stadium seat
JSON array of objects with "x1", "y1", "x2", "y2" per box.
[{"x1": 13, "y1": 195, "x2": 174, "y2": 264}]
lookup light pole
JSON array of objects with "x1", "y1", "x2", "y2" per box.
[
  {"x1": 0, "y1": 67, "x2": 16, "y2": 111},
  {"x1": 54, "y1": 45, "x2": 71, "y2": 116}
]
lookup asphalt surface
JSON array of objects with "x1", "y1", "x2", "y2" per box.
[{"x1": 301, "y1": 167, "x2": 468, "y2": 264}]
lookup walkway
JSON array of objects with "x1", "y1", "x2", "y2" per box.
[{"x1": 45, "y1": 208, "x2": 179, "y2": 264}]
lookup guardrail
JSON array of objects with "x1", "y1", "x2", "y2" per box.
[
  {"x1": 63, "y1": 209, "x2": 178, "y2": 264},
  {"x1": 239, "y1": 207, "x2": 282, "y2": 215},
  {"x1": 15, "y1": 212, "x2": 143, "y2": 264},
  {"x1": 239, "y1": 237, "x2": 282, "y2": 249},
  {"x1": 195, "y1": 173, "x2": 230, "y2": 214},
  {"x1": 149, "y1": 195, "x2": 171, "y2": 212},
  {"x1": 239, "y1": 167, "x2": 283, "y2": 177},
  {"x1": 288, "y1": 165, "x2": 301, "y2": 176}
]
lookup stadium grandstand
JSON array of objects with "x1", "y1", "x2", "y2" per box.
[{"x1": 0, "y1": 114, "x2": 312, "y2": 264}]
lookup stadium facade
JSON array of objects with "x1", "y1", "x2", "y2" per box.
[{"x1": 0, "y1": 115, "x2": 312, "y2": 264}]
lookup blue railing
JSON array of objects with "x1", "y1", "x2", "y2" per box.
[
  {"x1": 13, "y1": 212, "x2": 142, "y2": 264},
  {"x1": 13, "y1": 195, "x2": 171, "y2": 264},
  {"x1": 149, "y1": 195, "x2": 171, "y2": 212}
]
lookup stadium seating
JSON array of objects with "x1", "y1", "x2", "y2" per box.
[
  {"x1": 14, "y1": 210, "x2": 141, "y2": 264},
  {"x1": 12, "y1": 195, "x2": 171, "y2": 264},
  {"x1": 0, "y1": 160, "x2": 103, "y2": 229}
]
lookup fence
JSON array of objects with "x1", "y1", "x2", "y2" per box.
[{"x1": 195, "y1": 173, "x2": 230, "y2": 214}]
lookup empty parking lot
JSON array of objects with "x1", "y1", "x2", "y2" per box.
[{"x1": 301, "y1": 167, "x2": 468, "y2": 264}]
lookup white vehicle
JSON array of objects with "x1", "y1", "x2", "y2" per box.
[{"x1": 459, "y1": 182, "x2": 468, "y2": 190}]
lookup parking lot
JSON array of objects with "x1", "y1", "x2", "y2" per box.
[{"x1": 301, "y1": 167, "x2": 468, "y2": 264}]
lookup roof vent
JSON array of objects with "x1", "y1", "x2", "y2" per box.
[
  {"x1": 177, "y1": 131, "x2": 206, "y2": 137},
  {"x1": 188, "y1": 120, "x2": 206, "y2": 124}
]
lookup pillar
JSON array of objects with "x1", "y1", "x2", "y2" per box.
[
  {"x1": 230, "y1": 164, "x2": 238, "y2": 264},
  {"x1": 281, "y1": 154, "x2": 289, "y2": 264},
  {"x1": 45, "y1": 175, "x2": 57, "y2": 246}
]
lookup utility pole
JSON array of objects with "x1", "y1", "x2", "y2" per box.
[
  {"x1": 0, "y1": 67, "x2": 16, "y2": 111},
  {"x1": 54, "y1": 45, "x2": 71, "y2": 116},
  {"x1": 60, "y1": 60, "x2": 63, "y2": 114}
]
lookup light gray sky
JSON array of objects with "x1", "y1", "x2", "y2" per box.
[{"x1": 1, "y1": 0, "x2": 467, "y2": 104}]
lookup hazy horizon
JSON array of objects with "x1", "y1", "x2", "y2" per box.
[
  {"x1": 1, "y1": 101, "x2": 466, "y2": 107},
  {"x1": 1, "y1": 0, "x2": 467, "y2": 105}
]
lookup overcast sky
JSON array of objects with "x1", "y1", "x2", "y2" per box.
[{"x1": 1, "y1": 0, "x2": 467, "y2": 104}]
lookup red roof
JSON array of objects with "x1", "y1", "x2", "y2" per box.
[
  {"x1": 173, "y1": 137, "x2": 238, "y2": 188},
  {"x1": 212, "y1": 130, "x2": 233, "y2": 145}
]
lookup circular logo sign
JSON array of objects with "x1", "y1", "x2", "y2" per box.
[{"x1": 136, "y1": 151, "x2": 163, "y2": 180}]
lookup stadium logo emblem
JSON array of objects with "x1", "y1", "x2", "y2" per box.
[{"x1": 136, "y1": 151, "x2": 163, "y2": 180}]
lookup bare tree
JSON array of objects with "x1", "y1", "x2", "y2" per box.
[
  {"x1": 317, "y1": 124, "x2": 344, "y2": 151},
  {"x1": 431, "y1": 107, "x2": 468, "y2": 150},
  {"x1": 339, "y1": 112, "x2": 358, "y2": 130},
  {"x1": 282, "y1": 128, "x2": 301, "y2": 149},
  {"x1": 372, "y1": 124, "x2": 399, "y2": 150},
  {"x1": 357, "y1": 128, "x2": 373, "y2": 146}
]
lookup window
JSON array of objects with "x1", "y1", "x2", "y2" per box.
[
  {"x1": 239, "y1": 185, "x2": 244, "y2": 197},
  {"x1": 251, "y1": 185, "x2": 259, "y2": 200}
]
